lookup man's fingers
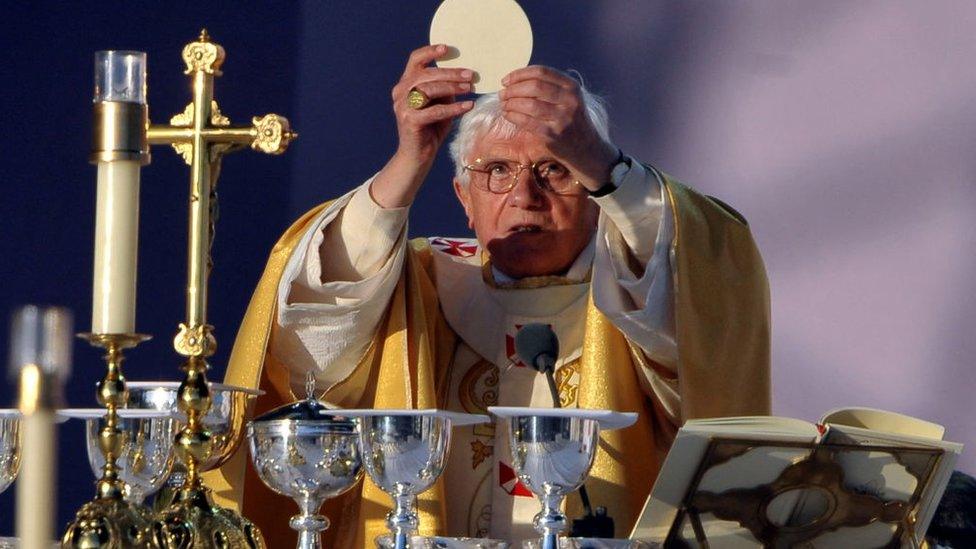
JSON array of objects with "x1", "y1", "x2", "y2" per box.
[
  {"x1": 501, "y1": 110, "x2": 553, "y2": 138},
  {"x1": 394, "y1": 67, "x2": 473, "y2": 102},
  {"x1": 502, "y1": 65, "x2": 575, "y2": 89},
  {"x1": 503, "y1": 97, "x2": 559, "y2": 121},
  {"x1": 407, "y1": 44, "x2": 449, "y2": 72},
  {"x1": 408, "y1": 100, "x2": 475, "y2": 125},
  {"x1": 417, "y1": 67, "x2": 475, "y2": 84},
  {"x1": 498, "y1": 78, "x2": 565, "y2": 104},
  {"x1": 411, "y1": 81, "x2": 471, "y2": 102}
]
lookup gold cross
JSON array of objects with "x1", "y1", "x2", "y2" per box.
[
  {"x1": 145, "y1": 29, "x2": 296, "y2": 353},
  {"x1": 142, "y1": 32, "x2": 296, "y2": 547}
]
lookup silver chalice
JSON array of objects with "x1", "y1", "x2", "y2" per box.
[
  {"x1": 0, "y1": 410, "x2": 21, "y2": 498},
  {"x1": 122, "y1": 380, "x2": 262, "y2": 509},
  {"x1": 1, "y1": 410, "x2": 63, "y2": 548},
  {"x1": 60, "y1": 408, "x2": 178, "y2": 505},
  {"x1": 124, "y1": 381, "x2": 262, "y2": 471},
  {"x1": 0, "y1": 410, "x2": 22, "y2": 546},
  {"x1": 489, "y1": 408, "x2": 637, "y2": 549},
  {"x1": 247, "y1": 398, "x2": 364, "y2": 549},
  {"x1": 341, "y1": 410, "x2": 490, "y2": 549}
]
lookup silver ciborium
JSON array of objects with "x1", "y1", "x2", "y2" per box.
[
  {"x1": 60, "y1": 408, "x2": 178, "y2": 505},
  {"x1": 342, "y1": 410, "x2": 489, "y2": 549},
  {"x1": 247, "y1": 397, "x2": 364, "y2": 549},
  {"x1": 489, "y1": 408, "x2": 637, "y2": 549}
]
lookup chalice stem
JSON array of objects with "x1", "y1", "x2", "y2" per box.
[
  {"x1": 390, "y1": 491, "x2": 419, "y2": 549},
  {"x1": 536, "y1": 492, "x2": 567, "y2": 549},
  {"x1": 297, "y1": 529, "x2": 323, "y2": 549},
  {"x1": 291, "y1": 496, "x2": 329, "y2": 549}
]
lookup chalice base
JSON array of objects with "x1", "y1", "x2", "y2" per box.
[
  {"x1": 151, "y1": 486, "x2": 266, "y2": 549},
  {"x1": 61, "y1": 496, "x2": 154, "y2": 548}
]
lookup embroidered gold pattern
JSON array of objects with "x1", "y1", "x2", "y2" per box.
[{"x1": 555, "y1": 360, "x2": 581, "y2": 407}]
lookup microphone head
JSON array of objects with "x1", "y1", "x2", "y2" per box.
[{"x1": 514, "y1": 323, "x2": 559, "y2": 373}]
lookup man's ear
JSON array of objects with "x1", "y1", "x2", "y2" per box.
[{"x1": 453, "y1": 178, "x2": 475, "y2": 230}]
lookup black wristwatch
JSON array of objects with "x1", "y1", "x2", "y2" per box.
[{"x1": 587, "y1": 149, "x2": 630, "y2": 197}]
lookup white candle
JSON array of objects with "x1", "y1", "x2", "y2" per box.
[
  {"x1": 11, "y1": 306, "x2": 71, "y2": 549},
  {"x1": 16, "y1": 409, "x2": 56, "y2": 549},
  {"x1": 92, "y1": 160, "x2": 140, "y2": 334}
]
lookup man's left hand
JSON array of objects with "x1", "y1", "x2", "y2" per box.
[{"x1": 500, "y1": 65, "x2": 619, "y2": 192}]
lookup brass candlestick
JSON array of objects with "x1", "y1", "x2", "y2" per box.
[
  {"x1": 62, "y1": 333, "x2": 153, "y2": 548},
  {"x1": 145, "y1": 30, "x2": 294, "y2": 548}
]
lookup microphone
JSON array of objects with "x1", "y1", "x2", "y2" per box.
[
  {"x1": 515, "y1": 324, "x2": 615, "y2": 539},
  {"x1": 513, "y1": 323, "x2": 560, "y2": 405}
]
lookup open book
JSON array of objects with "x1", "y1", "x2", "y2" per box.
[{"x1": 629, "y1": 407, "x2": 963, "y2": 548}]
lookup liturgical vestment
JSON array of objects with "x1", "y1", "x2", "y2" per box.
[{"x1": 203, "y1": 162, "x2": 771, "y2": 548}]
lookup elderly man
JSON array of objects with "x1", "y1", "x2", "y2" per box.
[{"x1": 208, "y1": 45, "x2": 770, "y2": 547}]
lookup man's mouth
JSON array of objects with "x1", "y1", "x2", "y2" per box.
[{"x1": 510, "y1": 224, "x2": 543, "y2": 234}]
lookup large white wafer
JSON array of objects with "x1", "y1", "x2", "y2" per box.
[{"x1": 430, "y1": 0, "x2": 533, "y2": 93}]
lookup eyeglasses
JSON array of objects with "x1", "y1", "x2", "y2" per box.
[{"x1": 463, "y1": 158, "x2": 583, "y2": 195}]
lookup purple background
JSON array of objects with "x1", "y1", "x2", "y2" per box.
[{"x1": 0, "y1": 0, "x2": 972, "y2": 534}]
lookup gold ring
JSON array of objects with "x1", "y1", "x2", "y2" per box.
[{"x1": 407, "y1": 88, "x2": 430, "y2": 110}]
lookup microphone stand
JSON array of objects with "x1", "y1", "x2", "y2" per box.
[{"x1": 539, "y1": 361, "x2": 614, "y2": 539}]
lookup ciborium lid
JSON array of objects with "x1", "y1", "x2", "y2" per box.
[{"x1": 253, "y1": 397, "x2": 353, "y2": 424}]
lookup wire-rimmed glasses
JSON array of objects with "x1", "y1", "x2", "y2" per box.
[{"x1": 463, "y1": 158, "x2": 583, "y2": 195}]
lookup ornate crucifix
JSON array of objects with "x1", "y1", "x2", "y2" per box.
[{"x1": 145, "y1": 29, "x2": 295, "y2": 548}]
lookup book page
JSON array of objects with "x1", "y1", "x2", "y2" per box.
[
  {"x1": 821, "y1": 425, "x2": 962, "y2": 544},
  {"x1": 821, "y1": 407, "x2": 945, "y2": 440},
  {"x1": 630, "y1": 420, "x2": 818, "y2": 542}
]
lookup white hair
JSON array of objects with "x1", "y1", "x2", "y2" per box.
[{"x1": 448, "y1": 86, "x2": 611, "y2": 185}]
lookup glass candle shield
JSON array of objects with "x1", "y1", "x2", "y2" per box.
[{"x1": 93, "y1": 51, "x2": 146, "y2": 104}]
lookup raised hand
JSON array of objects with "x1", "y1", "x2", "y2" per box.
[
  {"x1": 499, "y1": 66, "x2": 618, "y2": 191},
  {"x1": 372, "y1": 44, "x2": 475, "y2": 208}
]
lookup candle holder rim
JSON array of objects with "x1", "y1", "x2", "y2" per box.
[
  {"x1": 77, "y1": 332, "x2": 152, "y2": 349},
  {"x1": 125, "y1": 379, "x2": 264, "y2": 396},
  {"x1": 94, "y1": 49, "x2": 147, "y2": 57},
  {"x1": 58, "y1": 407, "x2": 178, "y2": 420}
]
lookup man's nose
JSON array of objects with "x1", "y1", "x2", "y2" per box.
[{"x1": 508, "y1": 168, "x2": 546, "y2": 208}]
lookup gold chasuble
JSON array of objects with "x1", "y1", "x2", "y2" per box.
[{"x1": 202, "y1": 174, "x2": 771, "y2": 548}]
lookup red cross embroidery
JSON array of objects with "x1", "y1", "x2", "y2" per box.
[
  {"x1": 499, "y1": 461, "x2": 534, "y2": 498},
  {"x1": 505, "y1": 328, "x2": 528, "y2": 368},
  {"x1": 430, "y1": 237, "x2": 478, "y2": 258}
]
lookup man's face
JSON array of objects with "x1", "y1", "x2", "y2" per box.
[{"x1": 453, "y1": 130, "x2": 599, "y2": 279}]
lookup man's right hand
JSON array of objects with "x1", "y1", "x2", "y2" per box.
[{"x1": 371, "y1": 44, "x2": 475, "y2": 209}]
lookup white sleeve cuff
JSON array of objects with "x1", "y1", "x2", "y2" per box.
[
  {"x1": 333, "y1": 180, "x2": 409, "y2": 277},
  {"x1": 591, "y1": 160, "x2": 665, "y2": 265}
]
